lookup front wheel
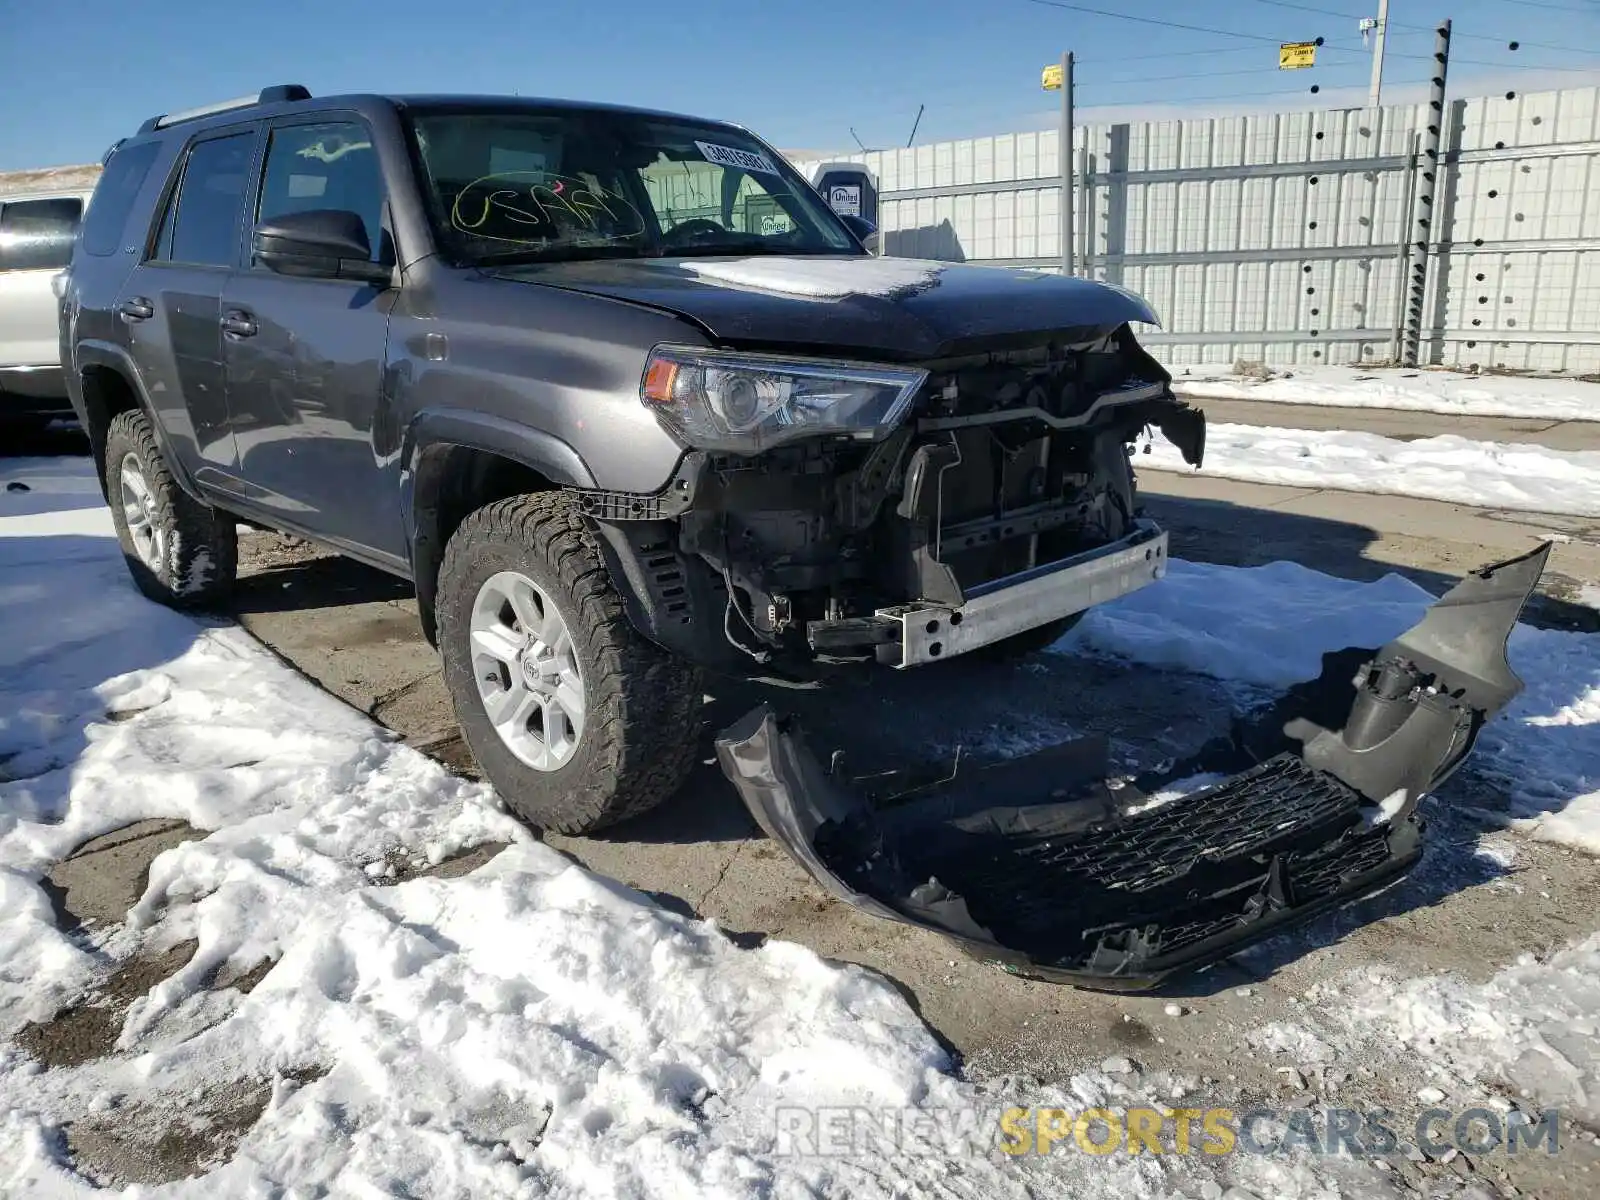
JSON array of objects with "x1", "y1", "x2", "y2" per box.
[
  {"x1": 104, "y1": 409, "x2": 237, "y2": 607},
  {"x1": 436, "y1": 493, "x2": 703, "y2": 835}
]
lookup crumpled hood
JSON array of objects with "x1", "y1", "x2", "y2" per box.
[{"x1": 489, "y1": 255, "x2": 1160, "y2": 360}]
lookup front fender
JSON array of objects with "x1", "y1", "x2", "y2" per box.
[
  {"x1": 398, "y1": 408, "x2": 599, "y2": 644},
  {"x1": 399, "y1": 408, "x2": 597, "y2": 497}
]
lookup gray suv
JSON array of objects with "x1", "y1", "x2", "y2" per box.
[
  {"x1": 61, "y1": 85, "x2": 1211, "y2": 833},
  {"x1": 64, "y1": 86, "x2": 1557, "y2": 987}
]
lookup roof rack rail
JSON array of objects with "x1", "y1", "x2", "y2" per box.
[{"x1": 137, "y1": 84, "x2": 312, "y2": 135}]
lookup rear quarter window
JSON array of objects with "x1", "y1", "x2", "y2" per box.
[
  {"x1": 154, "y1": 132, "x2": 255, "y2": 268},
  {"x1": 82, "y1": 141, "x2": 162, "y2": 257}
]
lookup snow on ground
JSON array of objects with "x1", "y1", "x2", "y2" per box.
[
  {"x1": 1139, "y1": 422, "x2": 1600, "y2": 517},
  {"x1": 1168, "y1": 364, "x2": 1600, "y2": 424},
  {"x1": 1068, "y1": 558, "x2": 1600, "y2": 854},
  {"x1": 3, "y1": 456, "x2": 1389, "y2": 1198},
  {"x1": 1338, "y1": 935, "x2": 1600, "y2": 1130}
]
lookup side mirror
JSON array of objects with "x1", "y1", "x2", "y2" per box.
[
  {"x1": 839, "y1": 213, "x2": 877, "y2": 246},
  {"x1": 253, "y1": 209, "x2": 391, "y2": 285}
]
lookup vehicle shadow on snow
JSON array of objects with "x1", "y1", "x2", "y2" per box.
[
  {"x1": 0, "y1": 420, "x2": 90, "y2": 461},
  {"x1": 0, "y1": 532, "x2": 211, "y2": 832},
  {"x1": 1145, "y1": 491, "x2": 1600, "y2": 633}
]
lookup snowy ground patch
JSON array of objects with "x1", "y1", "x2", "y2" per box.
[
  {"x1": 4, "y1": 457, "x2": 1390, "y2": 1198},
  {"x1": 1067, "y1": 559, "x2": 1600, "y2": 854},
  {"x1": 1139, "y1": 423, "x2": 1600, "y2": 517},
  {"x1": 1169, "y1": 364, "x2": 1600, "y2": 424},
  {"x1": 1333, "y1": 936, "x2": 1600, "y2": 1130}
]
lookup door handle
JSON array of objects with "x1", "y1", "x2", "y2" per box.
[
  {"x1": 220, "y1": 310, "x2": 258, "y2": 339},
  {"x1": 117, "y1": 297, "x2": 154, "y2": 322}
]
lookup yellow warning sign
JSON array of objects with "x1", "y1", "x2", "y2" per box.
[
  {"x1": 1042, "y1": 63, "x2": 1064, "y2": 91},
  {"x1": 1279, "y1": 42, "x2": 1317, "y2": 69}
]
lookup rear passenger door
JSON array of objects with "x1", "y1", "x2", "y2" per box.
[
  {"x1": 220, "y1": 116, "x2": 401, "y2": 561},
  {"x1": 116, "y1": 126, "x2": 260, "y2": 478},
  {"x1": 0, "y1": 195, "x2": 82, "y2": 367}
]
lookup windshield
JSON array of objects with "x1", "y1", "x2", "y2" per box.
[{"x1": 406, "y1": 107, "x2": 860, "y2": 265}]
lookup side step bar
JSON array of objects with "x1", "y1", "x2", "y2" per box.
[{"x1": 715, "y1": 544, "x2": 1551, "y2": 989}]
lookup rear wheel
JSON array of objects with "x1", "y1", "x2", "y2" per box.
[
  {"x1": 104, "y1": 409, "x2": 237, "y2": 607},
  {"x1": 436, "y1": 492, "x2": 703, "y2": 834}
]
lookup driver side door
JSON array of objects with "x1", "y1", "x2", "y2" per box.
[{"x1": 220, "y1": 115, "x2": 404, "y2": 565}]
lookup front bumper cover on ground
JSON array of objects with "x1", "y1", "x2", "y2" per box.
[{"x1": 715, "y1": 544, "x2": 1552, "y2": 989}]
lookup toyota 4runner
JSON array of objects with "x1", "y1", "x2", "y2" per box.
[{"x1": 64, "y1": 86, "x2": 1546, "y2": 986}]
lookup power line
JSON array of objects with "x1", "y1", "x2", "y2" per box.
[
  {"x1": 1083, "y1": 62, "x2": 1364, "y2": 88},
  {"x1": 1244, "y1": 2, "x2": 1600, "y2": 57},
  {"x1": 1492, "y1": 0, "x2": 1600, "y2": 12},
  {"x1": 1244, "y1": 0, "x2": 1365, "y2": 18},
  {"x1": 1079, "y1": 38, "x2": 1360, "y2": 63},
  {"x1": 1137, "y1": 82, "x2": 1345, "y2": 105},
  {"x1": 1380, "y1": 24, "x2": 1600, "y2": 55},
  {"x1": 1082, "y1": 38, "x2": 1372, "y2": 64},
  {"x1": 1015, "y1": 0, "x2": 1313, "y2": 46},
  {"x1": 1451, "y1": 56, "x2": 1600, "y2": 73}
]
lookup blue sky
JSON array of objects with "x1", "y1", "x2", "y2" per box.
[{"x1": 2, "y1": 0, "x2": 1597, "y2": 170}]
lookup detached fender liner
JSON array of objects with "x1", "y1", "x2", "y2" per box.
[{"x1": 715, "y1": 543, "x2": 1551, "y2": 989}]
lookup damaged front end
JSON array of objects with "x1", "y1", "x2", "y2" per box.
[
  {"x1": 715, "y1": 544, "x2": 1551, "y2": 989},
  {"x1": 587, "y1": 323, "x2": 1204, "y2": 679}
]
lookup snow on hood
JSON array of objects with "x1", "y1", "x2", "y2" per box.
[{"x1": 677, "y1": 256, "x2": 946, "y2": 300}]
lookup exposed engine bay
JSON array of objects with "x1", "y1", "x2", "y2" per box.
[{"x1": 586, "y1": 324, "x2": 1205, "y2": 677}]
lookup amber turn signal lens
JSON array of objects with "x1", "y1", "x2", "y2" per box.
[{"x1": 642, "y1": 358, "x2": 679, "y2": 404}]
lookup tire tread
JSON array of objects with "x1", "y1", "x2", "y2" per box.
[
  {"x1": 104, "y1": 409, "x2": 237, "y2": 607},
  {"x1": 437, "y1": 492, "x2": 702, "y2": 834}
]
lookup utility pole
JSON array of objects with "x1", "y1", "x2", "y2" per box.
[
  {"x1": 1364, "y1": 0, "x2": 1390, "y2": 107},
  {"x1": 1060, "y1": 51, "x2": 1075, "y2": 275}
]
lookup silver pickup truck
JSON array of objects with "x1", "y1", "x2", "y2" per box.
[{"x1": 0, "y1": 187, "x2": 93, "y2": 431}]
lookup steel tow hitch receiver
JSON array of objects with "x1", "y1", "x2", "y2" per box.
[{"x1": 716, "y1": 543, "x2": 1551, "y2": 989}]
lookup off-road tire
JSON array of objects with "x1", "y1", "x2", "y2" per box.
[
  {"x1": 436, "y1": 493, "x2": 704, "y2": 835},
  {"x1": 104, "y1": 409, "x2": 237, "y2": 607}
]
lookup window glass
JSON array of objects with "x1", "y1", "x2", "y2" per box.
[
  {"x1": 162, "y1": 132, "x2": 254, "y2": 267},
  {"x1": 0, "y1": 197, "x2": 83, "y2": 271},
  {"x1": 82, "y1": 141, "x2": 160, "y2": 257},
  {"x1": 636, "y1": 157, "x2": 795, "y2": 238},
  {"x1": 408, "y1": 109, "x2": 853, "y2": 264},
  {"x1": 257, "y1": 121, "x2": 385, "y2": 262}
]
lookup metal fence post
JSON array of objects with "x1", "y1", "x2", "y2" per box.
[
  {"x1": 1401, "y1": 21, "x2": 1451, "y2": 366},
  {"x1": 1391, "y1": 130, "x2": 1421, "y2": 363},
  {"x1": 1060, "y1": 51, "x2": 1074, "y2": 276}
]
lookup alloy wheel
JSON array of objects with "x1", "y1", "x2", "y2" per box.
[{"x1": 469, "y1": 570, "x2": 586, "y2": 771}]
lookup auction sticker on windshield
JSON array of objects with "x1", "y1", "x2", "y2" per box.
[{"x1": 695, "y1": 140, "x2": 780, "y2": 176}]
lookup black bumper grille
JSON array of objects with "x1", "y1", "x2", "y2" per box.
[{"x1": 905, "y1": 755, "x2": 1412, "y2": 976}]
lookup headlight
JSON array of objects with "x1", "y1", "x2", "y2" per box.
[{"x1": 640, "y1": 346, "x2": 926, "y2": 454}]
